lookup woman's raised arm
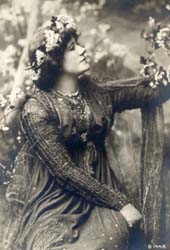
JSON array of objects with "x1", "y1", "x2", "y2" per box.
[
  {"x1": 100, "y1": 76, "x2": 170, "y2": 112},
  {"x1": 21, "y1": 97, "x2": 130, "y2": 211}
]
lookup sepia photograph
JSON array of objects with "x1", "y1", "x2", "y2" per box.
[{"x1": 0, "y1": 0, "x2": 170, "y2": 249}]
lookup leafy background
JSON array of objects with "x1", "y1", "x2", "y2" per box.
[{"x1": 1, "y1": 0, "x2": 170, "y2": 249}]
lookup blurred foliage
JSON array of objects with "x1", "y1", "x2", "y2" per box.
[
  {"x1": 63, "y1": 0, "x2": 170, "y2": 14},
  {"x1": 132, "y1": 0, "x2": 167, "y2": 14}
]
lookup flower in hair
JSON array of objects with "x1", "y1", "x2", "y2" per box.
[
  {"x1": 57, "y1": 15, "x2": 74, "y2": 24},
  {"x1": 30, "y1": 68, "x2": 41, "y2": 81},
  {"x1": 35, "y1": 49, "x2": 46, "y2": 66},
  {"x1": 167, "y1": 65, "x2": 170, "y2": 82},
  {"x1": 44, "y1": 30, "x2": 61, "y2": 52},
  {"x1": 65, "y1": 22, "x2": 76, "y2": 30},
  {"x1": 55, "y1": 21, "x2": 65, "y2": 33},
  {"x1": 56, "y1": 15, "x2": 77, "y2": 30}
]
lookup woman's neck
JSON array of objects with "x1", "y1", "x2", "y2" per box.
[{"x1": 53, "y1": 73, "x2": 79, "y2": 95}]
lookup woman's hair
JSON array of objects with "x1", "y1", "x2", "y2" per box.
[{"x1": 28, "y1": 16, "x2": 78, "y2": 91}]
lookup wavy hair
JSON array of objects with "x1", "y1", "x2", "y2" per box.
[{"x1": 28, "y1": 17, "x2": 78, "y2": 91}]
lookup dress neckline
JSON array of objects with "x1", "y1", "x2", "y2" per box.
[{"x1": 51, "y1": 89, "x2": 80, "y2": 98}]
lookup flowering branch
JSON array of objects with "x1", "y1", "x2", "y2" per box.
[{"x1": 140, "y1": 15, "x2": 170, "y2": 88}]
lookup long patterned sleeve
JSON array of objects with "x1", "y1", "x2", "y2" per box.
[
  {"x1": 103, "y1": 76, "x2": 170, "y2": 112},
  {"x1": 21, "y1": 97, "x2": 129, "y2": 211}
]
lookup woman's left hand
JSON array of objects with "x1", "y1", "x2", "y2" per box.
[{"x1": 119, "y1": 203, "x2": 142, "y2": 228}]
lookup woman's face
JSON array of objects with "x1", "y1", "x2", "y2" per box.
[{"x1": 62, "y1": 37, "x2": 90, "y2": 76}]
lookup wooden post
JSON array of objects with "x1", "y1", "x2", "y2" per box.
[
  {"x1": 101, "y1": 75, "x2": 165, "y2": 245},
  {"x1": 140, "y1": 105, "x2": 164, "y2": 246}
]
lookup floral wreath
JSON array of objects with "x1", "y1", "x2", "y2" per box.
[{"x1": 28, "y1": 15, "x2": 77, "y2": 80}]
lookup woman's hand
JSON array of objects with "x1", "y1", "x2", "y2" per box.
[{"x1": 119, "y1": 203, "x2": 142, "y2": 228}]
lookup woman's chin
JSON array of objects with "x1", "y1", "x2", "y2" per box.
[
  {"x1": 70, "y1": 63, "x2": 90, "y2": 76},
  {"x1": 77, "y1": 68, "x2": 90, "y2": 77},
  {"x1": 80, "y1": 63, "x2": 90, "y2": 74}
]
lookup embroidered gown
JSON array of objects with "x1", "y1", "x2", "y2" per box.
[{"x1": 4, "y1": 75, "x2": 170, "y2": 250}]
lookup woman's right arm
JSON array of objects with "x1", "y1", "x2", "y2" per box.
[{"x1": 21, "y1": 97, "x2": 130, "y2": 211}]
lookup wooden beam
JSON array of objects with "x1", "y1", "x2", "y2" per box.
[{"x1": 140, "y1": 105, "x2": 164, "y2": 246}]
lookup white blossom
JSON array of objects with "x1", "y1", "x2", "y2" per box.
[
  {"x1": 0, "y1": 46, "x2": 17, "y2": 77},
  {"x1": 167, "y1": 66, "x2": 170, "y2": 82},
  {"x1": 103, "y1": 38, "x2": 110, "y2": 44},
  {"x1": 110, "y1": 43, "x2": 128, "y2": 58},
  {"x1": 166, "y1": 4, "x2": 170, "y2": 11},
  {"x1": 57, "y1": 15, "x2": 76, "y2": 30},
  {"x1": 107, "y1": 59, "x2": 115, "y2": 68},
  {"x1": 4, "y1": 45, "x2": 17, "y2": 57},
  {"x1": 0, "y1": 125, "x2": 9, "y2": 131},
  {"x1": 98, "y1": 0, "x2": 106, "y2": 7},
  {"x1": 0, "y1": 94, "x2": 7, "y2": 108},
  {"x1": 75, "y1": 16, "x2": 82, "y2": 22},
  {"x1": 156, "y1": 27, "x2": 170, "y2": 49},
  {"x1": 155, "y1": 71, "x2": 161, "y2": 81},
  {"x1": 148, "y1": 17, "x2": 155, "y2": 27},
  {"x1": 55, "y1": 21, "x2": 65, "y2": 33},
  {"x1": 94, "y1": 50, "x2": 107, "y2": 63},
  {"x1": 15, "y1": 88, "x2": 25, "y2": 99},
  {"x1": 163, "y1": 79, "x2": 168, "y2": 86},
  {"x1": 35, "y1": 49, "x2": 46, "y2": 66},
  {"x1": 98, "y1": 24, "x2": 111, "y2": 34},
  {"x1": 18, "y1": 38, "x2": 26, "y2": 47},
  {"x1": 44, "y1": 30, "x2": 60, "y2": 52},
  {"x1": 90, "y1": 29, "x2": 97, "y2": 35},
  {"x1": 30, "y1": 68, "x2": 41, "y2": 81},
  {"x1": 149, "y1": 81, "x2": 154, "y2": 87},
  {"x1": 80, "y1": 6, "x2": 87, "y2": 13},
  {"x1": 65, "y1": 22, "x2": 76, "y2": 30},
  {"x1": 140, "y1": 68, "x2": 145, "y2": 76},
  {"x1": 57, "y1": 15, "x2": 74, "y2": 24},
  {"x1": 149, "y1": 81, "x2": 156, "y2": 88}
]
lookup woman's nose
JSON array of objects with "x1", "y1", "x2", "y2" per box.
[{"x1": 76, "y1": 44, "x2": 86, "y2": 55}]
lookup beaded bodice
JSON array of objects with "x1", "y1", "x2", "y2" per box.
[
  {"x1": 50, "y1": 89, "x2": 92, "y2": 137},
  {"x1": 49, "y1": 89, "x2": 106, "y2": 177}
]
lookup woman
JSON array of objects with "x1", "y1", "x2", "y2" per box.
[{"x1": 3, "y1": 15, "x2": 170, "y2": 250}]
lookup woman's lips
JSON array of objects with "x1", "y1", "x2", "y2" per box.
[{"x1": 80, "y1": 57, "x2": 86, "y2": 63}]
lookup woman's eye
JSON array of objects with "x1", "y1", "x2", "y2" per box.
[
  {"x1": 69, "y1": 44, "x2": 75, "y2": 51},
  {"x1": 68, "y1": 40, "x2": 83, "y2": 51}
]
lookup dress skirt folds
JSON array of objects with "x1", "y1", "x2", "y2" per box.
[
  {"x1": 5, "y1": 142, "x2": 129, "y2": 250},
  {"x1": 4, "y1": 76, "x2": 152, "y2": 250}
]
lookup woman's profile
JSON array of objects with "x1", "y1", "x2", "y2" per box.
[{"x1": 3, "y1": 15, "x2": 170, "y2": 250}]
